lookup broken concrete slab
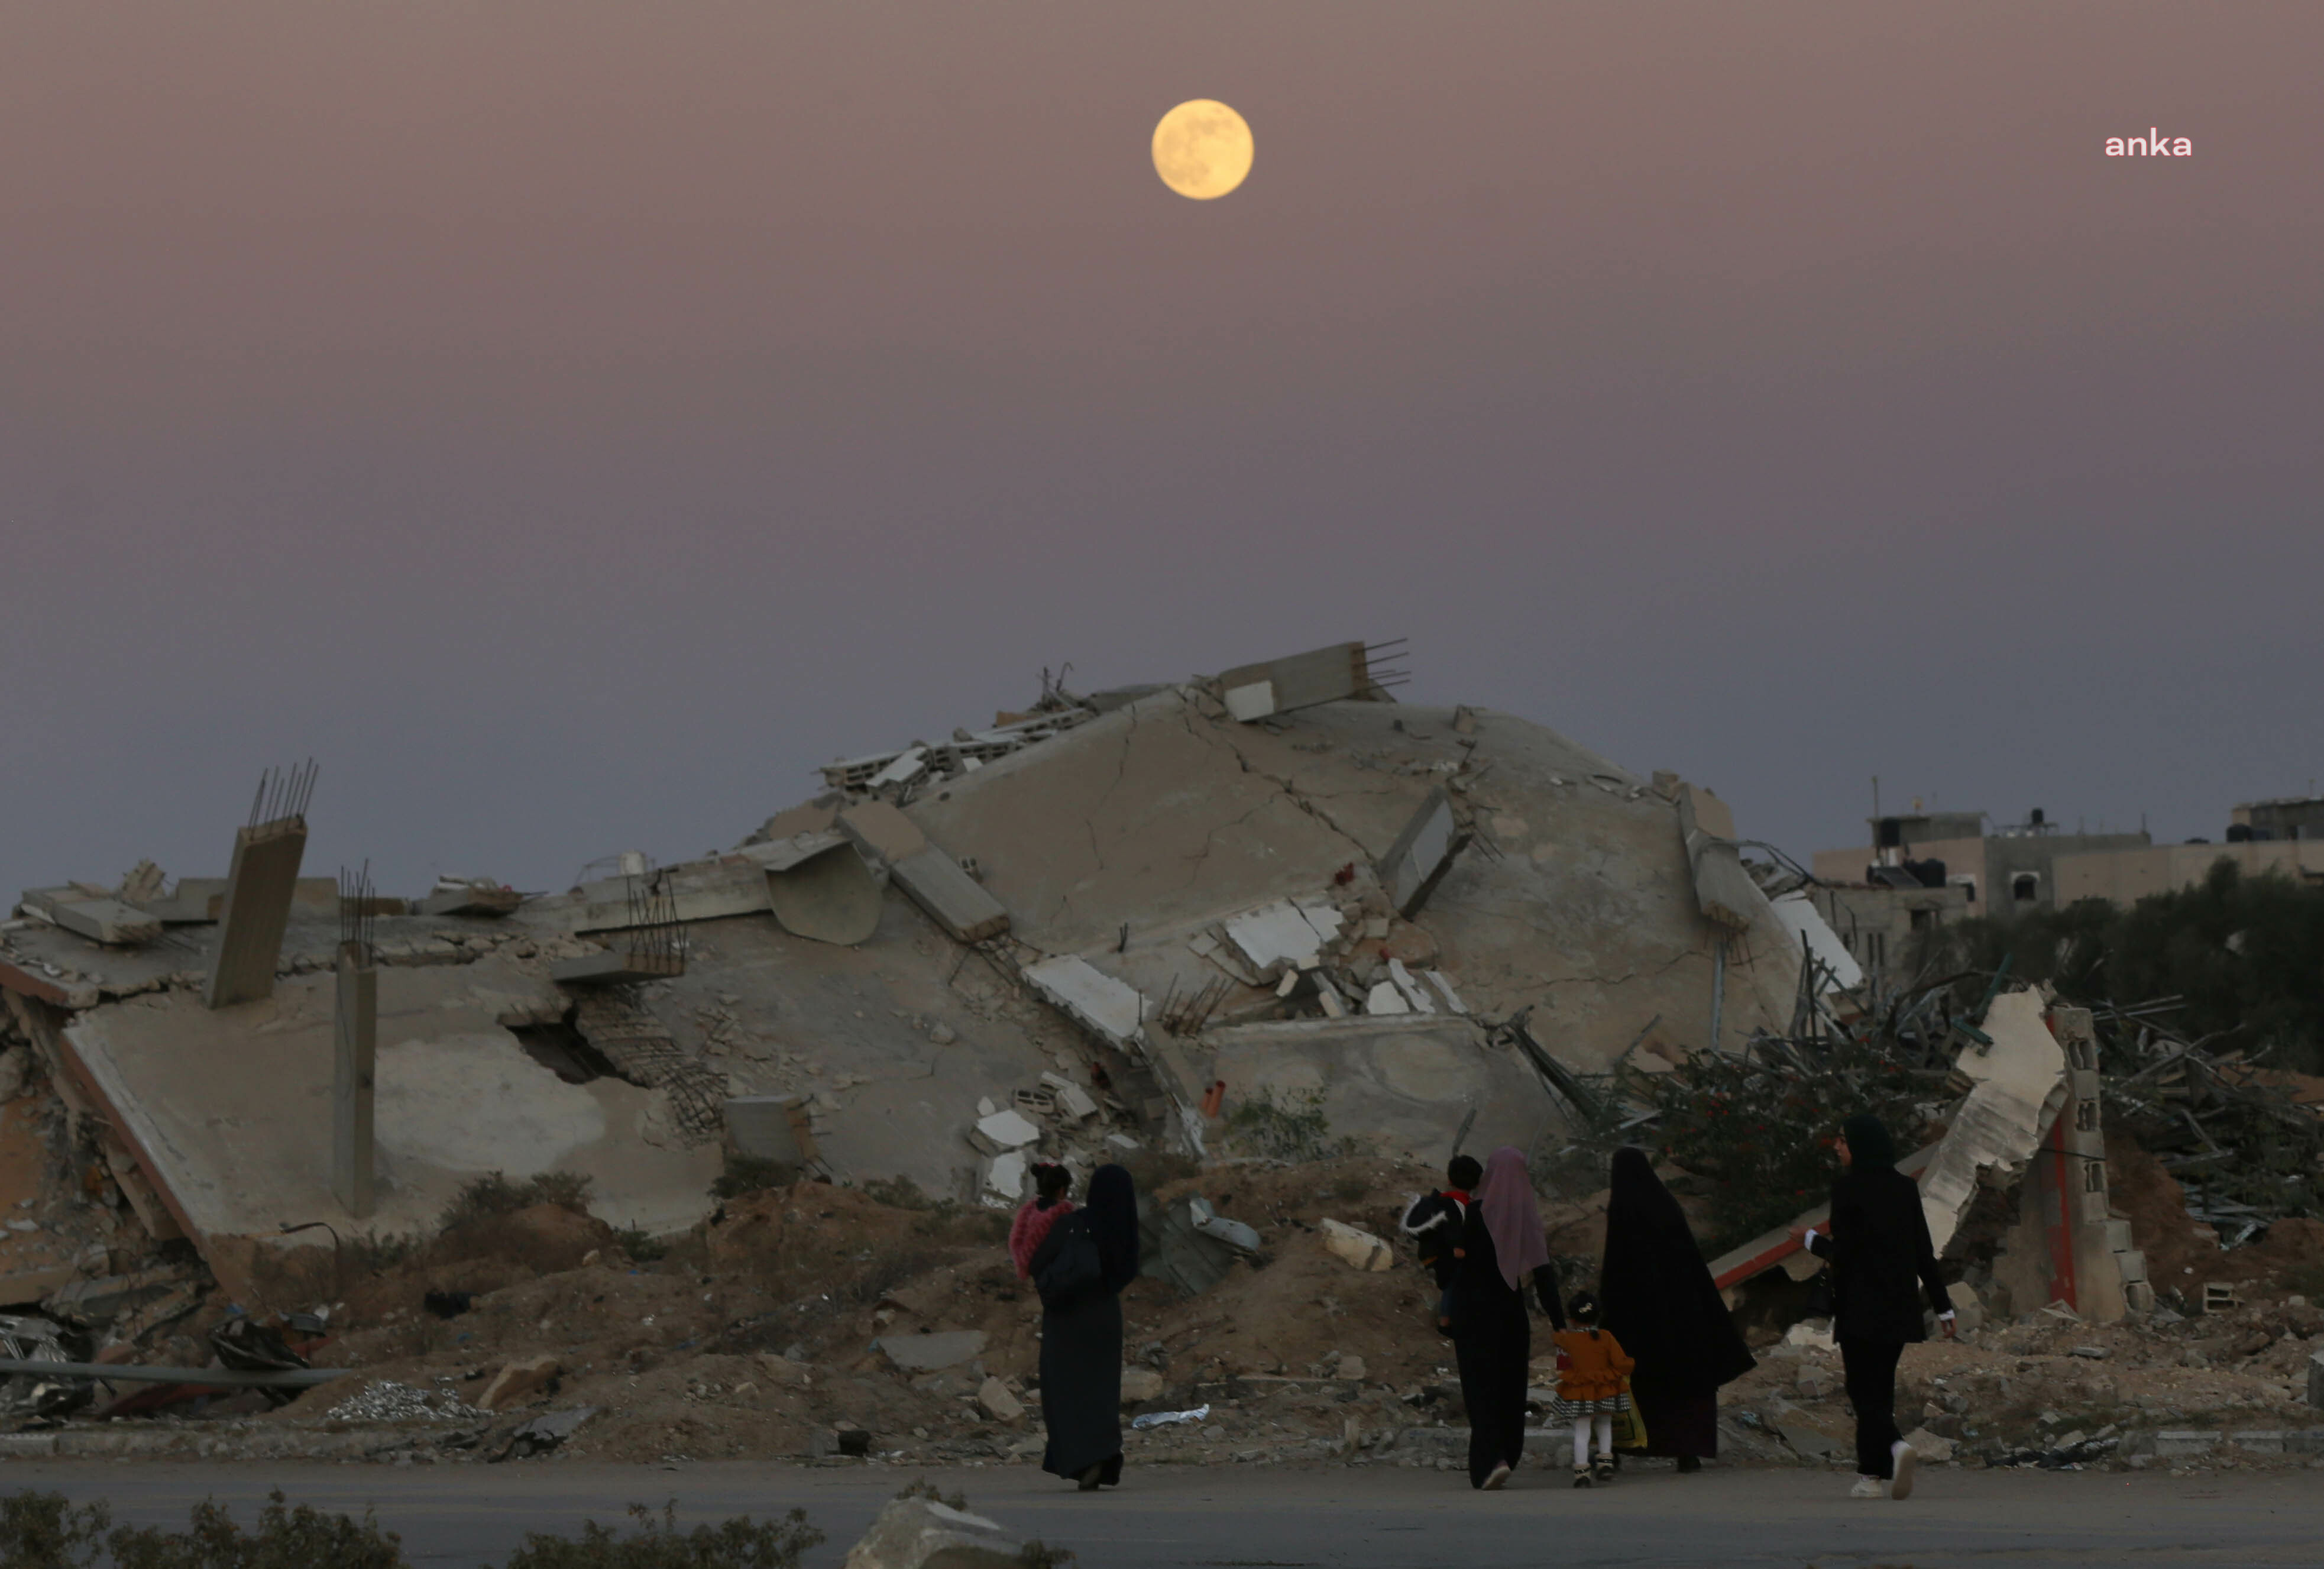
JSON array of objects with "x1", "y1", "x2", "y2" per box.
[
  {"x1": 756, "y1": 837, "x2": 885, "y2": 947},
  {"x1": 131, "y1": 876, "x2": 229, "y2": 924},
  {"x1": 1364, "y1": 981, "x2": 1409, "y2": 1015},
  {"x1": 1387, "y1": 958, "x2": 1436, "y2": 1014},
  {"x1": 975, "y1": 1374, "x2": 1024, "y2": 1423},
  {"x1": 1040, "y1": 1070, "x2": 1099, "y2": 1122},
  {"x1": 17, "y1": 889, "x2": 161, "y2": 947},
  {"x1": 1022, "y1": 955, "x2": 1144, "y2": 1048},
  {"x1": 982, "y1": 1150, "x2": 1029, "y2": 1206},
  {"x1": 970, "y1": 1108, "x2": 1041, "y2": 1152},
  {"x1": 875, "y1": 1329, "x2": 986, "y2": 1373},
  {"x1": 1222, "y1": 898, "x2": 1339, "y2": 976},
  {"x1": 1769, "y1": 889, "x2": 1864, "y2": 993},
  {"x1": 837, "y1": 801, "x2": 929, "y2": 865},
  {"x1": 1378, "y1": 788, "x2": 1461, "y2": 918},
  {"x1": 477, "y1": 1354, "x2": 562, "y2": 1411},
  {"x1": 1919, "y1": 989, "x2": 2069, "y2": 1256},
  {"x1": 203, "y1": 819, "x2": 309, "y2": 1010},
  {"x1": 888, "y1": 847, "x2": 1009, "y2": 944}
]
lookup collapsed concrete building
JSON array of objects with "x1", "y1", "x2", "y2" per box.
[{"x1": 0, "y1": 641, "x2": 1808, "y2": 1312}]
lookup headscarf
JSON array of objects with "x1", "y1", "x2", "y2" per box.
[
  {"x1": 1478, "y1": 1146, "x2": 1551, "y2": 1290},
  {"x1": 1597, "y1": 1147, "x2": 1755, "y2": 1393},
  {"x1": 1085, "y1": 1164, "x2": 1141, "y2": 1293},
  {"x1": 1841, "y1": 1113, "x2": 1898, "y2": 1169}
]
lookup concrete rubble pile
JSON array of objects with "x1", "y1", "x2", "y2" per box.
[{"x1": 7, "y1": 636, "x2": 2315, "y2": 1473}]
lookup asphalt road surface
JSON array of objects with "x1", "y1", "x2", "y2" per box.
[{"x1": 9, "y1": 1459, "x2": 2324, "y2": 1567}]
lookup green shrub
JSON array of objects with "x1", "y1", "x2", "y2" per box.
[
  {"x1": 710, "y1": 1154, "x2": 795, "y2": 1201},
  {"x1": 440, "y1": 1171, "x2": 595, "y2": 1232},
  {"x1": 500, "y1": 1501, "x2": 821, "y2": 1569},
  {"x1": 2, "y1": 1488, "x2": 407, "y2": 1569},
  {"x1": 1224, "y1": 1088, "x2": 1354, "y2": 1163}
]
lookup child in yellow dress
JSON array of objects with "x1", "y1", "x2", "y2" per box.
[{"x1": 1551, "y1": 1292, "x2": 1635, "y2": 1487}]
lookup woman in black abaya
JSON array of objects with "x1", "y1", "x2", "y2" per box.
[
  {"x1": 1030, "y1": 1163, "x2": 1140, "y2": 1490},
  {"x1": 1597, "y1": 1147, "x2": 1756, "y2": 1471}
]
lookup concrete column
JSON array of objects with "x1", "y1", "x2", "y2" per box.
[
  {"x1": 332, "y1": 940, "x2": 376, "y2": 1218},
  {"x1": 203, "y1": 820, "x2": 308, "y2": 1009}
]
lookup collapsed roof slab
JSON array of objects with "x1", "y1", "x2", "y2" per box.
[
  {"x1": 905, "y1": 689, "x2": 1371, "y2": 959},
  {"x1": 991, "y1": 695, "x2": 1801, "y2": 1074},
  {"x1": 58, "y1": 953, "x2": 721, "y2": 1278}
]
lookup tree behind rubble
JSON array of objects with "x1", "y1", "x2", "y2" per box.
[{"x1": 1936, "y1": 861, "x2": 2324, "y2": 1072}]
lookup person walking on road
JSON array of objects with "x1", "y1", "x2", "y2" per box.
[
  {"x1": 1030, "y1": 1163, "x2": 1141, "y2": 1492},
  {"x1": 1443, "y1": 1145, "x2": 1565, "y2": 1492},
  {"x1": 1549, "y1": 1291, "x2": 1633, "y2": 1487},
  {"x1": 1597, "y1": 1147, "x2": 1756, "y2": 1473},
  {"x1": 1791, "y1": 1114, "x2": 1954, "y2": 1500}
]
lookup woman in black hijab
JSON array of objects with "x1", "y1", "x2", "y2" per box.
[
  {"x1": 1791, "y1": 1114, "x2": 1954, "y2": 1500},
  {"x1": 1029, "y1": 1163, "x2": 1141, "y2": 1491},
  {"x1": 1597, "y1": 1147, "x2": 1755, "y2": 1472}
]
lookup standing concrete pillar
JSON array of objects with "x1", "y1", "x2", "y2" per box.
[
  {"x1": 203, "y1": 764, "x2": 318, "y2": 1010},
  {"x1": 332, "y1": 937, "x2": 377, "y2": 1218}
]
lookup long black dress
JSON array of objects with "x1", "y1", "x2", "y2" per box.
[
  {"x1": 1030, "y1": 1164, "x2": 1140, "y2": 1486},
  {"x1": 1597, "y1": 1148, "x2": 1755, "y2": 1461},
  {"x1": 1442, "y1": 1205, "x2": 1564, "y2": 1488},
  {"x1": 1807, "y1": 1155, "x2": 1949, "y2": 1480}
]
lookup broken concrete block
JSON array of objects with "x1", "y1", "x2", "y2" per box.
[
  {"x1": 838, "y1": 1493, "x2": 1025, "y2": 1569},
  {"x1": 1768, "y1": 891, "x2": 1864, "y2": 994},
  {"x1": 1386, "y1": 958, "x2": 1436, "y2": 1014},
  {"x1": 1422, "y1": 970, "x2": 1465, "y2": 1014},
  {"x1": 1120, "y1": 1366, "x2": 1166, "y2": 1404},
  {"x1": 982, "y1": 1151, "x2": 1028, "y2": 1206},
  {"x1": 1022, "y1": 956, "x2": 1144, "y2": 1047},
  {"x1": 837, "y1": 801, "x2": 930, "y2": 865},
  {"x1": 135, "y1": 876, "x2": 229, "y2": 924},
  {"x1": 1948, "y1": 1280, "x2": 1988, "y2": 1334},
  {"x1": 1187, "y1": 1197, "x2": 1261, "y2": 1254},
  {"x1": 477, "y1": 1354, "x2": 562, "y2": 1411},
  {"x1": 889, "y1": 847, "x2": 1009, "y2": 943},
  {"x1": 749, "y1": 794, "x2": 843, "y2": 845},
  {"x1": 1901, "y1": 1426, "x2": 1954, "y2": 1464},
  {"x1": 1224, "y1": 899, "x2": 1332, "y2": 976},
  {"x1": 1378, "y1": 788, "x2": 1461, "y2": 918},
  {"x1": 1320, "y1": 1218, "x2": 1393, "y2": 1272},
  {"x1": 976, "y1": 1376, "x2": 1024, "y2": 1423},
  {"x1": 1676, "y1": 784, "x2": 1756, "y2": 933},
  {"x1": 875, "y1": 1330, "x2": 987, "y2": 1374},
  {"x1": 18, "y1": 888, "x2": 162, "y2": 947},
  {"x1": 1039, "y1": 1071, "x2": 1099, "y2": 1121},
  {"x1": 972, "y1": 1108, "x2": 1042, "y2": 1151},
  {"x1": 1364, "y1": 981, "x2": 1409, "y2": 1015},
  {"x1": 1215, "y1": 642, "x2": 1374, "y2": 720},
  {"x1": 1315, "y1": 977, "x2": 1348, "y2": 1017}
]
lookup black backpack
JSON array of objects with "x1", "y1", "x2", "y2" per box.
[{"x1": 1035, "y1": 1211, "x2": 1105, "y2": 1310}]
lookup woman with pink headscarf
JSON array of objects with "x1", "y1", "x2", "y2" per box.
[{"x1": 1443, "y1": 1145, "x2": 1565, "y2": 1490}]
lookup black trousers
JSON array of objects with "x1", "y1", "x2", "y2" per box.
[{"x1": 1840, "y1": 1338, "x2": 1905, "y2": 1479}]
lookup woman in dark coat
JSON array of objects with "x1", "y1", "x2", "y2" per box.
[
  {"x1": 1792, "y1": 1114, "x2": 1954, "y2": 1500},
  {"x1": 1443, "y1": 1146, "x2": 1565, "y2": 1490},
  {"x1": 1597, "y1": 1147, "x2": 1755, "y2": 1471},
  {"x1": 1029, "y1": 1163, "x2": 1140, "y2": 1491}
]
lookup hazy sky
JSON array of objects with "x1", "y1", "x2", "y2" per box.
[{"x1": 4, "y1": 3, "x2": 2318, "y2": 896}]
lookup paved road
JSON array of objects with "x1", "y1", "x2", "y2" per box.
[{"x1": 9, "y1": 1459, "x2": 2324, "y2": 1567}]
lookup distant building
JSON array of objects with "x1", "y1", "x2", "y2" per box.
[
  {"x1": 2054, "y1": 839, "x2": 2324, "y2": 906},
  {"x1": 1802, "y1": 880, "x2": 1972, "y2": 980},
  {"x1": 1811, "y1": 808, "x2": 2150, "y2": 920},
  {"x1": 2230, "y1": 794, "x2": 2324, "y2": 843}
]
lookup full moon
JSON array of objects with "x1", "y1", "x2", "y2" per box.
[{"x1": 1152, "y1": 99, "x2": 1253, "y2": 200}]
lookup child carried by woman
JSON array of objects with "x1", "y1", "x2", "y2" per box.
[{"x1": 1551, "y1": 1292, "x2": 1634, "y2": 1487}]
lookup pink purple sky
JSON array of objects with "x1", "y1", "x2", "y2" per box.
[{"x1": 4, "y1": 3, "x2": 2319, "y2": 894}]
